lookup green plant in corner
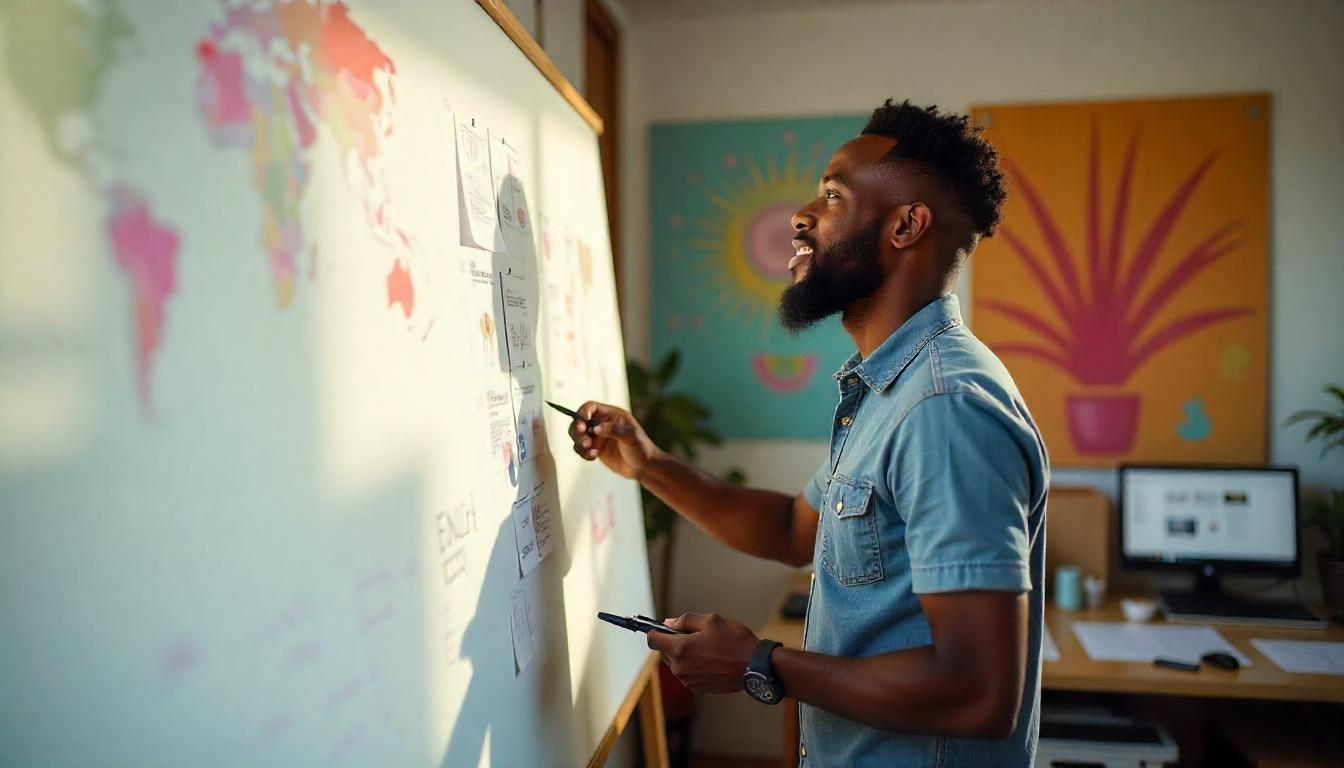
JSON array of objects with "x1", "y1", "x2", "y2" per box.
[
  {"x1": 1285, "y1": 384, "x2": 1344, "y2": 461},
  {"x1": 627, "y1": 348, "x2": 746, "y2": 614},
  {"x1": 1284, "y1": 384, "x2": 1344, "y2": 617}
]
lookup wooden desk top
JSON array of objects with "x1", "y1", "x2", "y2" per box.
[{"x1": 759, "y1": 570, "x2": 1344, "y2": 703}]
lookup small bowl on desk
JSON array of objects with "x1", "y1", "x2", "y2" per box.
[{"x1": 1120, "y1": 598, "x2": 1158, "y2": 622}]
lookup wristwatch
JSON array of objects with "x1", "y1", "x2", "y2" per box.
[{"x1": 742, "y1": 639, "x2": 784, "y2": 705}]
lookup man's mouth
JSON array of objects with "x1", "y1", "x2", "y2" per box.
[{"x1": 788, "y1": 240, "x2": 814, "y2": 271}]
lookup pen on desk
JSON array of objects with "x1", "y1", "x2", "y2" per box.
[{"x1": 1153, "y1": 657, "x2": 1200, "y2": 672}]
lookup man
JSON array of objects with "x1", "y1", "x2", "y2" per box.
[{"x1": 567, "y1": 100, "x2": 1049, "y2": 767}]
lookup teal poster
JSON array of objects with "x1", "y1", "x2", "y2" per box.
[{"x1": 650, "y1": 115, "x2": 866, "y2": 439}]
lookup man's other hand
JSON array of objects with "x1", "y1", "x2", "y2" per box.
[
  {"x1": 567, "y1": 401, "x2": 659, "y2": 480},
  {"x1": 646, "y1": 613, "x2": 760, "y2": 694}
]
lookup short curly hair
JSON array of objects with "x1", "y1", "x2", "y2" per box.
[{"x1": 861, "y1": 99, "x2": 1007, "y2": 241}]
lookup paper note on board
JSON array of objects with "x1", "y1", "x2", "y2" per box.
[
  {"x1": 512, "y1": 486, "x2": 541, "y2": 576},
  {"x1": 500, "y1": 269, "x2": 537, "y2": 370},
  {"x1": 482, "y1": 379, "x2": 520, "y2": 488},
  {"x1": 464, "y1": 259, "x2": 507, "y2": 374},
  {"x1": 510, "y1": 367, "x2": 544, "y2": 464},
  {"x1": 490, "y1": 133, "x2": 532, "y2": 235},
  {"x1": 530, "y1": 481, "x2": 555, "y2": 562},
  {"x1": 509, "y1": 585, "x2": 536, "y2": 675},
  {"x1": 454, "y1": 113, "x2": 506, "y2": 252}
]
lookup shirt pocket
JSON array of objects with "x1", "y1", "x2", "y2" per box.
[{"x1": 819, "y1": 474, "x2": 884, "y2": 586}]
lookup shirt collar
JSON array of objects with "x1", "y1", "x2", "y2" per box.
[{"x1": 834, "y1": 294, "x2": 963, "y2": 394}]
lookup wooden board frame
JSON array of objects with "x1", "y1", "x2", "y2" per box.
[
  {"x1": 474, "y1": 4, "x2": 662, "y2": 767},
  {"x1": 475, "y1": 0, "x2": 605, "y2": 135}
]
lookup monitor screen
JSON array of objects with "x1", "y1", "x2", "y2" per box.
[{"x1": 1120, "y1": 466, "x2": 1297, "y2": 567}]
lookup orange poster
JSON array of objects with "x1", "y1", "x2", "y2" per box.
[{"x1": 970, "y1": 94, "x2": 1269, "y2": 467}]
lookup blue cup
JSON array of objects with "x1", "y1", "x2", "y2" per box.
[{"x1": 1054, "y1": 565, "x2": 1082, "y2": 612}]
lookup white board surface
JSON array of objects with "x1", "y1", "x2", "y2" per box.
[{"x1": 0, "y1": 2, "x2": 653, "y2": 766}]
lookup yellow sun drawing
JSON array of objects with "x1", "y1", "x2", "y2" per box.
[{"x1": 688, "y1": 146, "x2": 824, "y2": 332}]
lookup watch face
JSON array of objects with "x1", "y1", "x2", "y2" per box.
[{"x1": 743, "y1": 672, "x2": 777, "y2": 703}]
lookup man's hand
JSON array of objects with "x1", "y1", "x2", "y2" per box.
[
  {"x1": 645, "y1": 613, "x2": 760, "y2": 694},
  {"x1": 566, "y1": 401, "x2": 659, "y2": 480}
]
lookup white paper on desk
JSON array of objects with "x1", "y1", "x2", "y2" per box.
[
  {"x1": 1042, "y1": 626, "x2": 1060, "y2": 662},
  {"x1": 1251, "y1": 639, "x2": 1344, "y2": 675},
  {"x1": 1071, "y1": 621, "x2": 1252, "y2": 666}
]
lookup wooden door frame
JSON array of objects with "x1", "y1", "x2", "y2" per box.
[{"x1": 584, "y1": 0, "x2": 622, "y2": 310}]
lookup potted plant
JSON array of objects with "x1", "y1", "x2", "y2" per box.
[
  {"x1": 1285, "y1": 384, "x2": 1344, "y2": 618},
  {"x1": 627, "y1": 348, "x2": 745, "y2": 615}
]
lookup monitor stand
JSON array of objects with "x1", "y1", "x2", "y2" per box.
[{"x1": 1159, "y1": 571, "x2": 1326, "y2": 629}]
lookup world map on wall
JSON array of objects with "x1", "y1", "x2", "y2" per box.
[{"x1": 0, "y1": 0, "x2": 412, "y2": 415}]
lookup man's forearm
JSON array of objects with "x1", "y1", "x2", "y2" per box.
[
  {"x1": 637, "y1": 449, "x2": 805, "y2": 565},
  {"x1": 772, "y1": 646, "x2": 1018, "y2": 740}
]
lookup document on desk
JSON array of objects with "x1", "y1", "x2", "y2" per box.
[
  {"x1": 1251, "y1": 639, "x2": 1344, "y2": 675},
  {"x1": 1072, "y1": 621, "x2": 1252, "y2": 666},
  {"x1": 1042, "y1": 626, "x2": 1060, "y2": 662}
]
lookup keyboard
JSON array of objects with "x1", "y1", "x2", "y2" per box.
[{"x1": 1160, "y1": 592, "x2": 1327, "y2": 629}]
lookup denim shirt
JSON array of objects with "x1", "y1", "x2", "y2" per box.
[{"x1": 798, "y1": 294, "x2": 1049, "y2": 768}]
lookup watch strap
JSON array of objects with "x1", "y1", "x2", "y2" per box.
[{"x1": 749, "y1": 639, "x2": 783, "y2": 675}]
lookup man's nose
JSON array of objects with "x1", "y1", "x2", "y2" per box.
[{"x1": 790, "y1": 207, "x2": 815, "y2": 233}]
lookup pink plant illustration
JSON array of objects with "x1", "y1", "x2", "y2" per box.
[{"x1": 985, "y1": 124, "x2": 1252, "y2": 455}]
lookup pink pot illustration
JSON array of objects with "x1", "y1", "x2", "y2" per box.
[{"x1": 1065, "y1": 393, "x2": 1140, "y2": 455}]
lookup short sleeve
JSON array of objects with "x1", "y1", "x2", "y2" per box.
[
  {"x1": 802, "y1": 459, "x2": 830, "y2": 512},
  {"x1": 890, "y1": 393, "x2": 1032, "y2": 594}
]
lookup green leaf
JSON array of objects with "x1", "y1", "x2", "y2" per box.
[
  {"x1": 626, "y1": 361, "x2": 652, "y2": 406},
  {"x1": 1283, "y1": 409, "x2": 1331, "y2": 427},
  {"x1": 657, "y1": 349, "x2": 682, "y2": 386},
  {"x1": 1326, "y1": 384, "x2": 1344, "y2": 404}
]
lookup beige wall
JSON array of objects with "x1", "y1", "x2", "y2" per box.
[{"x1": 617, "y1": 0, "x2": 1344, "y2": 757}]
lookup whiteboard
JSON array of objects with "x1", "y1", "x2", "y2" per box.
[{"x1": 0, "y1": 2, "x2": 653, "y2": 766}]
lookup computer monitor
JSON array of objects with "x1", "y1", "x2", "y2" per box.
[{"x1": 1118, "y1": 465, "x2": 1300, "y2": 594}]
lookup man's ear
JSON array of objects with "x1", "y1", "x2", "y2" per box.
[{"x1": 889, "y1": 203, "x2": 933, "y2": 251}]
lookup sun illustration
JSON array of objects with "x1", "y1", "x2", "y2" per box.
[{"x1": 689, "y1": 145, "x2": 825, "y2": 333}]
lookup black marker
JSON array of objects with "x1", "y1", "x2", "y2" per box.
[
  {"x1": 597, "y1": 612, "x2": 688, "y2": 635},
  {"x1": 546, "y1": 400, "x2": 596, "y2": 426},
  {"x1": 1153, "y1": 657, "x2": 1200, "y2": 672}
]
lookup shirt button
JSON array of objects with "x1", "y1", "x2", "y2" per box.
[
  {"x1": 847, "y1": 377, "x2": 858, "y2": 387},
  {"x1": 835, "y1": 500, "x2": 844, "y2": 512},
  {"x1": 839, "y1": 415, "x2": 853, "y2": 426}
]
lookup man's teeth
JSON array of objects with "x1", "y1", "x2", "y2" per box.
[{"x1": 795, "y1": 246, "x2": 813, "y2": 256}]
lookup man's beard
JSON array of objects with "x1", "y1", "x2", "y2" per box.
[{"x1": 778, "y1": 216, "x2": 885, "y2": 333}]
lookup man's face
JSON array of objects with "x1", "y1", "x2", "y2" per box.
[{"x1": 778, "y1": 135, "x2": 898, "y2": 332}]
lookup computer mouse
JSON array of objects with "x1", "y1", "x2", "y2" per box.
[{"x1": 1200, "y1": 651, "x2": 1240, "y2": 671}]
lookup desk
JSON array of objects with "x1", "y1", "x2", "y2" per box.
[{"x1": 758, "y1": 570, "x2": 1344, "y2": 764}]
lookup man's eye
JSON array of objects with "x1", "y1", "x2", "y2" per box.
[{"x1": 824, "y1": 189, "x2": 840, "y2": 199}]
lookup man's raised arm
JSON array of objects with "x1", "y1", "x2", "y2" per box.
[{"x1": 566, "y1": 401, "x2": 818, "y2": 567}]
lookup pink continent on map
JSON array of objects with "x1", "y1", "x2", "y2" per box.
[
  {"x1": 195, "y1": 0, "x2": 410, "y2": 310},
  {"x1": 107, "y1": 185, "x2": 179, "y2": 413}
]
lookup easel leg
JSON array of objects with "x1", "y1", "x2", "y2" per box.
[{"x1": 638, "y1": 661, "x2": 669, "y2": 768}]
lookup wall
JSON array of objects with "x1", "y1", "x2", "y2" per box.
[{"x1": 617, "y1": 0, "x2": 1344, "y2": 757}]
